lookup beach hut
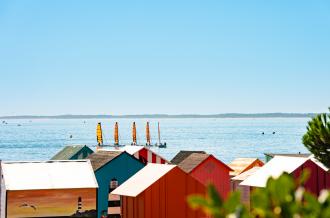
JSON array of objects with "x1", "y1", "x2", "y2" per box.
[
  {"x1": 51, "y1": 145, "x2": 94, "y2": 160},
  {"x1": 111, "y1": 163, "x2": 206, "y2": 218},
  {"x1": 228, "y1": 158, "x2": 264, "y2": 177},
  {"x1": 240, "y1": 156, "x2": 330, "y2": 196},
  {"x1": 87, "y1": 151, "x2": 145, "y2": 218},
  {"x1": 0, "y1": 160, "x2": 98, "y2": 218},
  {"x1": 171, "y1": 151, "x2": 232, "y2": 199},
  {"x1": 264, "y1": 152, "x2": 310, "y2": 162},
  {"x1": 98, "y1": 145, "x2": 169, "y2": 164},
  {"x1": 231, "y1": 167, "x2": 261, "y2": 208}
]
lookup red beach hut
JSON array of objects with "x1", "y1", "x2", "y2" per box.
[
  {"x1": 240, "y1": 156, "x2": 330, "y2": 196},
  {"x1": 172, "y1": 151, "x2": 233, "y2": 199},
  {"x1": 111, "y1": 163, "x2": 206, "y2": 218}
]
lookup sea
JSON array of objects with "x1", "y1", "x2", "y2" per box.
[{"x1": 0, "y1": 118, "x2": 311, "y2": 163}]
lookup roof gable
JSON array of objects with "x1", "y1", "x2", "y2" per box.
[
  {"x1": 240, "y1": 156, "x2": 308, "y2": 187},
  {"x1": 1, "y1": 160, "x2": 98, "y2": 190},
  {"x1": 111, "y1": 163, "x2": 176, "y2": 197},
  {"x1": 98, "y1": 145, "x2": 170, "y2": 163},
  {"x1": 231, "y1": 167, "x2": 261, "y2": 181},
  {"x1": 177, "y1": 153, "x2": 210, "y2": 173},
  {"x1": 193, "y1": 155, "x2": 233, "y2": 172},
  {"x1": 87, "y1": 151, "x2": 123, "y2": 171},
  {"x1": 98, "y1": 145, "x2": 143, "y2": 155},
  {"x1": 265, "y1": 153, "x2": 310, "y2": 158},
  {"x1": 51, "y1": 145, "x2": 93, "y2": 160},
  {"x1": 229, "y1": 158, "x2": 264, "y2": 176},
  {"x1": 171, "y1": 150, "x2": 207, "y2": 165},
  {"x1": 310, "y1": 156, "x2": 329, "y2": 172}
]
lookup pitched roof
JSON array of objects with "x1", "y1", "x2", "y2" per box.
[
  {"x1": 98, "y1": 145, "x2": 169, "y2": 163},
  {"x1": 231, "y1": 167, "x2": 261, "y2": 181},
  {"x1": 240, "y1": 156, "x2": 309, "y2": 187},
  {"x1": 229, "y1": 158, "x2": 264, "y2": 176},
  {"x1": 98, "y1": 145, "x2": 143, "y2": 154},
  {"x1": 264, "y1": 153, "x2": 310, "y2": 158},
  {"x1": 51, "y1": 145, "x2": 93, "y2": 160},
  {"x1": 1, "y1": 160, "x2": 98, "y2": 190},
  {"x1": 177, "y1": 153, "x2": 210, "y2": 173},
  {"x1": 241, "y1": 155, "x2": 329, "y2": 188},
  {"x1": 171, "y1": 150, "x2": 207, "y2": 165},
  {"x1": 111, "y1": 163, "x2": 176, "y2": 197},
  {"x1": 87, "y1": 151, "x2": 123, "y2": 171}
]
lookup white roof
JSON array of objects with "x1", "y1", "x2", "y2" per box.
[
  {"x1": 111, "y1": 163, "x2": 176, "y2": 197},
  {"x1": 240, "y1": 156, "x2": 308, "y2": 187},
  {"x1": 231, "y1": 167, "x2": 261, "y2": 181},
  {"x1": 99, "y1": 145, "x2": 144, "y2": 155},
  {"x1": 1, "y1": 160, "x2": 98, "y2": 191}
]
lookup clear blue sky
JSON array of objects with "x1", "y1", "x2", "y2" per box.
[{"x1": 0, "y1": 0, "x2": 329, "y2": 116}]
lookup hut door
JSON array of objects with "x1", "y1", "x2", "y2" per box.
[{"x1": 108, "y1": 178, "x2": 121, "y2": 218}]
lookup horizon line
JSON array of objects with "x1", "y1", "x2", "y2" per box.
[{"x1": 0, "y1": 113, "x2": 318, "y2": 119}]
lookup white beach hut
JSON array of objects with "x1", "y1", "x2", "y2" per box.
[{"x1": 0, "y1": 160, "x2": 98, "y2": 218}]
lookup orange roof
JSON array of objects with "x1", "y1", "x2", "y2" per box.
[{"x1": 228, "y1": 158, "x2": 264, "y2": 176}]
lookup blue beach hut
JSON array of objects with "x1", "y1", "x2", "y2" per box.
[{"x1": 87, "y1": 150, "x2": 145, "y2": 218}]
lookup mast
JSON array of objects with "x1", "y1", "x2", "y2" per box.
[
  {"x1": 158, "y1": 122, "x2": 161, "y2": 145},
  {"x1": 132, "y1": 122, "x2": 137, "y2": 145},
  {"x1": 146, "y1": 122, "x2": 151, "y2": 146},
  {"x1": 96, "y1": 122, "x2": 103, "y2": 146},
  {"x1": 114, "y1": 122, "x2": 119, "y2": 146}
]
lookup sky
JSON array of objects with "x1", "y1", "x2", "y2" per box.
[{"x1": 0, "y1": 0, "x2": 329, "y2": 116}]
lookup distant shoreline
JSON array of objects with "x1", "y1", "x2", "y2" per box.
[{"x1": 0, "y1": 113, "x2": 316, "y2": 119}]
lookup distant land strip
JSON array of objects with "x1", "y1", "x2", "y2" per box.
[{"x1": 0, "y1": 113, "x2": 316, "y2": 119}]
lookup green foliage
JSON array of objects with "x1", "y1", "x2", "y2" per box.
[
  {"x1": 188, "y1": 172, "x2": 330, "y2": 218},
  {"x1": 188, "y1": 185, "x2": 249, "y2": 218},
  {"x1": 303, "y1": 108, "x2": 330, "y2": 168}
]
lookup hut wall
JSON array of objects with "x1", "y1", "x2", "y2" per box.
[
  {"x1": 0, "y1": 181, "x2": 5, "y2": 218},
  {"x1": 121, "y1": 167, "x2": 205, "y2": 218},
  {"x1": 190, "y1": 156, "x2": 231, "y2": 199},
  {"x1": 292, "y1": 160, "x2": 330, "y2": 196},
  {"x1": 95, "y1": 153, "x2": 144, "y2": 218},
  {"x1": 137, "y1": 148, "x2": 167, "y2": 164},
  {"x1": 231, "y1": 180, "x2": 250, "y2": 208}
]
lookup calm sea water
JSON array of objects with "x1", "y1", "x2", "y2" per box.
[{"x1": 0, "y1": 118, "x2": 310, "y2": 163}]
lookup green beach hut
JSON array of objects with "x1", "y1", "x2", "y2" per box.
[
  {"x1": 87, "y1": 150, "x2": 145, "y2": 218},
  {"x1": 51, "y1": 145, "x2": 94, "y2": 160}
]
